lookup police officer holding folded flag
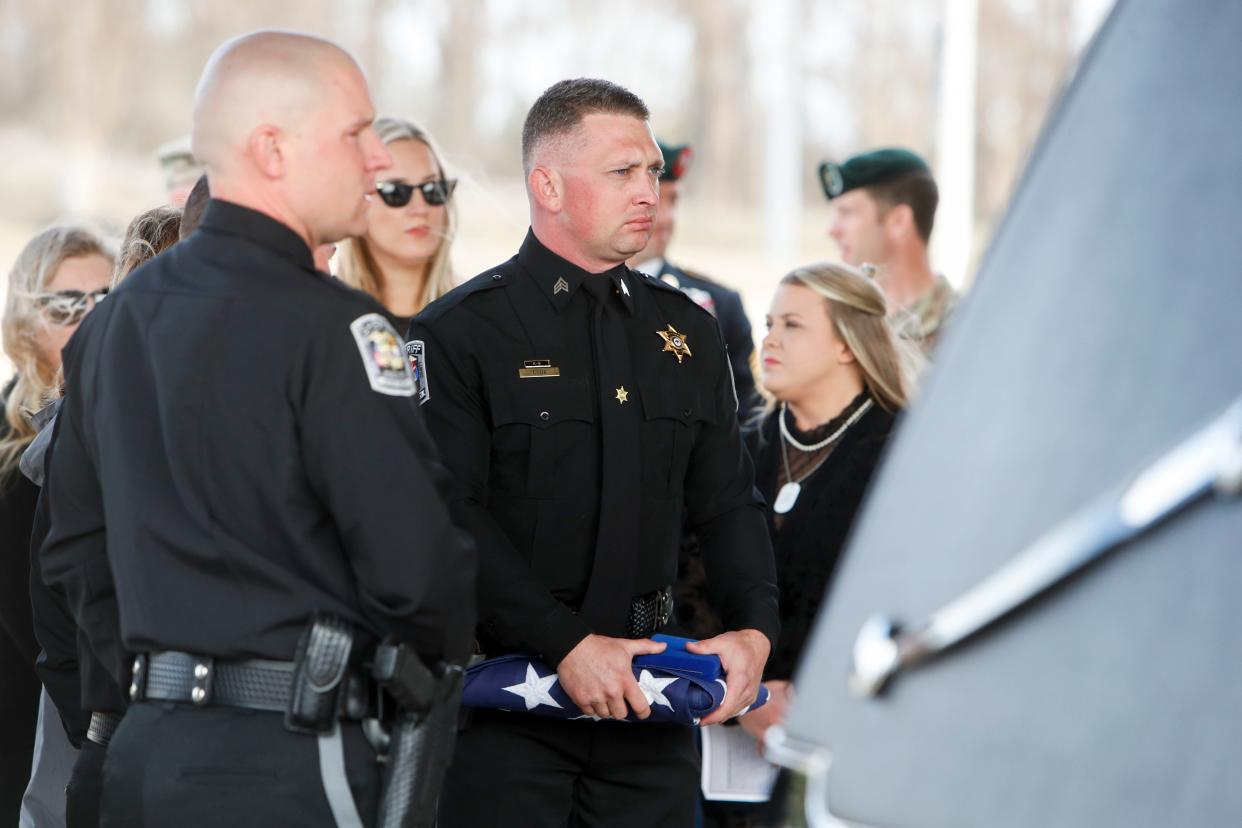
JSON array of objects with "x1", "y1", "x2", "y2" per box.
[
  {"x1": 410, "y1": 78, "x2": 780, "y2": 827},
  {"x1": 39, "y1": 30, "x2": 474, "y2": 827}
]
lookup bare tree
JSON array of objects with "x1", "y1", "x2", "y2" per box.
[
  {"x1": 976, "y1": 0, "x2": 1075, "y2": 228},
  {"x1": 688, "y1": 0, "x2": 754, "y2": 205},
  {"x1": 438, "y1": 0, "x2": 482, "y2": 150}
]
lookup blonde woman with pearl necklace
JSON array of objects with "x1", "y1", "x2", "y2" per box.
[{"x1": 707, "y1": 261, "x2": 916, "y2": 828}]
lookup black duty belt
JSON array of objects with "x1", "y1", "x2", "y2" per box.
[
  {"x1": 563, "y1": 586, "x2": 673, "y2": 639},
  {"x1": 86, "y1": 711, "x2": 122, "y2": 746},
  {"x1": 475, "y1": 587, "x2": 676, "y2": 657},
  {"x1": 568, "y1": 585, "x2": 675, "y2": 640},
  {"x1": 625, "y1": 586, "x2": 675, "y2": 639},
  {"x1": 129, "y1": 651, "x2": 373, "y2": 720}
]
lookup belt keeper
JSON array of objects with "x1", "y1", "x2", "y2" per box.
[
  {"x1": 191, "y1": 657, "x2": 215, "y2": 705},
  {"x1": 129, "y1": 654, "x2": 149, "y2": 701}
]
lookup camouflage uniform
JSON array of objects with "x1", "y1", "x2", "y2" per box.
[{"x1": 891, "y1": 274, "x2": 958, "y2": 355}]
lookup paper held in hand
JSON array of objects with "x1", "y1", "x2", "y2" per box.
[{"x1": 700, "y1": 723, "x2": 779, "y2": 803}]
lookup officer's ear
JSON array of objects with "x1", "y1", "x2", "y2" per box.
[
  {"x1": 246, "y1": 124, "x2": 286, "y2": 180},
  {"x1": 882, "y1": 202, "x2": 916, "y2": 240},
  {"x1": 528, "y1": 165, "x2": 563, "y2": 213}
]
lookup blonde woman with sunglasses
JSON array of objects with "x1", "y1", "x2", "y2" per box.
[
  {"x1": 336, "y1": 117, "x2": 458, "y2": 331},
  {"x1": 0, "y1": 222, "x2": 112, "y2": 824},
  {"x1": 2, "y1": 224, "x2": 114, "y2": 480}
]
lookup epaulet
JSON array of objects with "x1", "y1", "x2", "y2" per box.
[
  {"x1": 630, "y1": 266, "x2": 717, "y2": 320},
  {"x1": 632, "y1": 266, "x2": 687, "y2": 297},
  {"x1": 416, "y1": 260, "x2": 515, "y2": 324},
  {"x1": 676, "y1": 265, "x2": 723, "y2": 289}
]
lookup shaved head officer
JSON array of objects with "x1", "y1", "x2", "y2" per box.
[
  {"x1": 191, "y1": 30, "x2": 386, "y2": 246},
  {"x1": 40, "y1": 30, "x2": 474, "y2": 827}
]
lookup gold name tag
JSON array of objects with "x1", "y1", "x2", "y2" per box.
[{"x1": 518, "y1": 359, "x2": 560, "y2": 379}]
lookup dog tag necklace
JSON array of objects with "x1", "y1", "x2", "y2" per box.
[{"x1": 775, "y1": 399, "x2": 874, "y2": 514}]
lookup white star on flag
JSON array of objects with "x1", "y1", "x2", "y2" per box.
[
  {"x1": 713, "y1": 678, "x2": 747, "y2": 719},
  {"x1": 637, "y1": 669, "x2": 678, "y2": 710},
  {"x1": 502, "y1": 663, "x2": 563, "y2": 711}
]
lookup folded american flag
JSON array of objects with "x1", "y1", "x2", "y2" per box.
[{"x1": 461, "y1": 635, "x2": 770, "y2": 724}]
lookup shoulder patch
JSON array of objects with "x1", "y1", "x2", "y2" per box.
[
  {"x1": 405, "y1": 339, "x2": 430, "y2": 405},
  {"x1": 350, "y1": 313, "x2": 415, "y2": 397}
]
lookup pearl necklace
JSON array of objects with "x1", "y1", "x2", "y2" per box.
[
  {"x1": 779, "y1": 398, "x2": 874, "y2": 452},
  {"x1": 773, "y1": 398, "x2": 874, "y2": 514}
]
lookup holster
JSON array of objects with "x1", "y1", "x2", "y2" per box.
[
  {"x1": 372, "y1": 642, "x2": 465, "y2": 828},
  {"x1": 285, "y1": 613, "x2": 354, "y2": 734}
]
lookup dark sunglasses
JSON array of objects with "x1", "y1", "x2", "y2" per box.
[
  {"x1": 375, "y1": 178, "x2": 457, "y2": 208},
  {"x1": 34, "y1": 287, "x2": 109, "y2": 326}
]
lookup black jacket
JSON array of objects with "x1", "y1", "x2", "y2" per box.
[
  {"x1": 410, "y1": 230, "x2": 779, "y2": 666},
  {"x1": 746, "y1": 399, "x2": 895, "y2": 680},
  {"x1": 0, "y1": 388, "x2": 41, "y2": 822},
  {"x1": 29, "y1": 410, "x2": 123, "y2": 742},
  {"x1": 40, "y1": 200, "x2": 476, "y2": 667},
  {"x1": 0, "y1": 388, "x2": 40, "y2": 674}
]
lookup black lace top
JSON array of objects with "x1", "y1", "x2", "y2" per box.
[
  {"x1": 750, "y1": 395, "x2": 896, "y2": 680},
  {"x1": 772, "y1": 391, "x2": 872, "y2": 530}
]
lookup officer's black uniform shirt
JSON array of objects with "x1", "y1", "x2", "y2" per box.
[
  {"x1": 410, "y1": 230, "x2": 778, "y2": 666},
  {"x1": 40, "y1": 200, "x2": 475, "y2": 664},
  {"x1": 657, "y1": 260, "x2": 758, "y2": 416}
]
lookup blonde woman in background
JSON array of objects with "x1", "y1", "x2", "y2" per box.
[
  {"x1": 336, "y1": 117, "x2": 458, "y2": 330},
  {"x1": 705, "y1": 262, "x2": 917, "y2": 828},
  {"x1": 1, "y1": 223, "x2": 113, "y2": 825},
  {"x1": 2, "y1": 226, "x2": 114, "y2": 463}
]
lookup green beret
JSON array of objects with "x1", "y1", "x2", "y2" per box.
[
  {"x1": 657, "y1": 139, "x2": 692, "y2": 182},
  {"x1": 156, "y1": 136, "x2": 205, "y2": 189},
  {"x1": 818, "y1": 147, "x2": 930, "y2": 200}
]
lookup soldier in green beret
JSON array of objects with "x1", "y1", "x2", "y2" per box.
[
  {"x1": 155, "y1": 136, "x2": 206, "y2": 208},
  {"x1": 819, "y1": 147, "x2": 957, "y2": 354}
]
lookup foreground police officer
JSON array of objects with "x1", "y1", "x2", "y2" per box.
[
  {"x1": 411, "y1": 78, "x2": 779, "y2": 827},
  {"x1": 40, "y1": 31, "x2": 475, "y2": 827}
]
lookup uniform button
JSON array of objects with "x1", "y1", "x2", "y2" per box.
[
  {"x1": 539, "y1": 411, "x2": 550, "y2": 421},
  {"x1": 191, "y1": 686, "x2": 207, "y2": 704},
  {"x1": 194, "y1": 663, "x2": 209, "y2": 680},
  {"x1": 132, "y1": 660, "x2": 141, "y2": 675},
  {"x1": 683, "y1": 408, "x2": 692, "y2": 418},
  {"x1": 491, "y1": 273, "x2": 502, "y2": 281},
  {"x1": 129, "y1": 682, "x2": 139, "y2": 699}
]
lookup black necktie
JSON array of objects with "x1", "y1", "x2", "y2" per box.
[{"x1": 579, "y1": 273, "x2": 642, "y2": 637}]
